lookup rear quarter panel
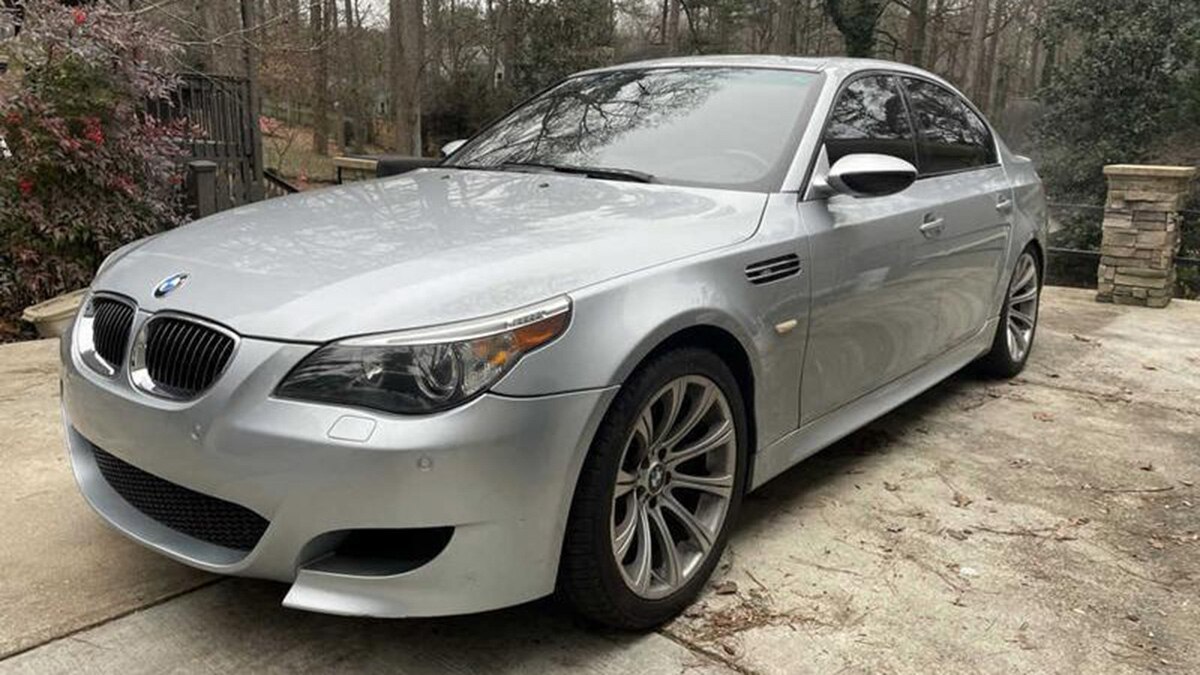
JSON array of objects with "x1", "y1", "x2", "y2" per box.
[{"x1": 998, "y1": 138, "x2": 1049, "y2": 293}]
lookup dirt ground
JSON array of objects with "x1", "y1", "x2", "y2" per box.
[{"x1": 1, "y1": 286, "x2": 1197, "y2": 674}]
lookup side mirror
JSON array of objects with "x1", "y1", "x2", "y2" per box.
[
  {"x1": 441, "y1": 139, "x2": 467, "y2": 158},
  {"x1": 826, "y1": 153, "x2": 917, "y2": 198}
]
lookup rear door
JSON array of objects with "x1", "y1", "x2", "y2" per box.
[{"x1": 899, "y1": 77, "x2": 1013, "y2": 352}]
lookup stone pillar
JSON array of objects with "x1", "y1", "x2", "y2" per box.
[{"x1": 1097, "y1": 165, "x2": 1197, "y2": 307}]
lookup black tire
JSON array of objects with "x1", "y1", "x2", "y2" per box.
[
  {"x1": 976, "y1": 247, "x2": 1041, "y2": 378},
  {"x1": 558, "y1": 347, "x2": 749, "y2": 630}
]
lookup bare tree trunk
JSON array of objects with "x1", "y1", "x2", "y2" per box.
[
  {"x1": 798, "y1": 0, "x2": 811, "y2": 53},
  {"x1": 343, "y1": 0, "x2": 365, "y2": 153},
  {"x1": 814, "y1": 0, "x2": 828, "y2": 54},
  {"x1": 824, "y1": 0, "x2": 884, "y2": 58},
  {"x1": 773, "y1": 0, "x2": 796, "y2": 54},
  {"x1": 494, "y1": 0, "x2": 517, "y2": 93},
  {"x1": 194, "y1": 0, "x2": 217, "y2": 71},
  {"x1": 311, "y1": 0, "x2": 329, "y2": 155},
  {"x1": 976, "y1": 0, "x2": 1002, "y2": 111},
  {"x1": 982, "y1": 0, "x2": 1005, "y2": 113},
  {"x1": 241, "y1": 0, "x2": 265, "y2": 200},
  {"x1": 288, "y1": 0, "x2": 302, "y2": 41},
  {"x1": 390, "y1": 0, "x2": 424, "y2": 155},
  {"x1": 1040, "y1": 40, "x2": 1056, "y2": 89},
  {"x1": 327, "y1": 0, "x2": 343, "y2": 154},
  {"x1": 1026, "y1": 30, "x2": 1042, "y2": 95},
  {"x1": 485, "y1": 0, "x2": 498, "y2": 81},
  {"x1": 963, "y1": 0, "x2": 989, "y2": 99},
  {"x1": 667, "y1": 0, "x2": 681, "y2": 52},
  {"x1": 927, "y1": 0, "x2": 944, "y2": 71},
  {"x1": 905, "y1": 0, "x2": 929, "y2": 67}
]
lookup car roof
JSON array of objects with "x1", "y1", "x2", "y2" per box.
[{"x1": 580, "y1": 55, "x2": 957, "y2": 91}]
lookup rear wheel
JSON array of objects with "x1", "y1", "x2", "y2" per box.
[
  {"x1": 558, "y1": 348, "x2": 748, "y2": 629},
  {"x1": 977, "y1": 248, "x2": 1041, "y2": 378}
]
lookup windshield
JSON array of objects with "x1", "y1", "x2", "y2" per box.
[{"x1": 447, "y1": 67, "x2": 823, "y2": 191}]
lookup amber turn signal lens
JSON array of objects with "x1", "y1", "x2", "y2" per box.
[{"x1": 513, "y1": 312, "x2": 569, "y2": 350}]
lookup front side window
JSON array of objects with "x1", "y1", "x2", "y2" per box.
[
  {"x1": 448, "y1": 67, "x2": 823, "y2": 191},
  {"x1": 901, "y1": 78, "x2": 996, "y2": 174},
  {"x1": 823, "y1": 74, "x2": 916, "y2": 166}
]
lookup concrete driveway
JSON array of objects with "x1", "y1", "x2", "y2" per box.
[{"x1": 1, "y1": 287, "x2": 1197, "y2": 674}]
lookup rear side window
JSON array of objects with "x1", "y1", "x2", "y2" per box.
[
  {"x1": 824, "y1": 75, "x2": 917, "y2": 166},
  {"x1": 901, "y1": 78, "x2": 996, "y2": 174}
]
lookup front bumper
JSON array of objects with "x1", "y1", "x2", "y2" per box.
[{"x1": 61, "y1": 324, "x2": 616, "y2": 617}]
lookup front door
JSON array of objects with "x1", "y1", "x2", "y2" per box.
[{"x1": 799, "y1": 73, "x2": 944, "y2": 425}]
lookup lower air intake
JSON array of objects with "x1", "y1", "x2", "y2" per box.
[{"x1": 92, "y1": 445, "x2": 269, "y2": 551}]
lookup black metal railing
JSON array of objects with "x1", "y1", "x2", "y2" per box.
[
  {"x1": 1045, "y1": 201, "x2": 1200, "y2": 299},
  {"x1": 148, "y1": 73, "x2": 264, "y2": 213}
]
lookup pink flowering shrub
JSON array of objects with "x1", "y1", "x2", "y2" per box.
[
  {"x1": 0, "y1": 1, "x2": 186, "y2": 339},
  {"x1": 258, "y1": 115, "x2": 282, "y2": 137}
]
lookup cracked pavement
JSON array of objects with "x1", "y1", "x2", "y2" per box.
[{"x1": 2, "y1": 287, "x2": 1197, "y2": 674}]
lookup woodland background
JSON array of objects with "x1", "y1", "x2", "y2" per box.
[
  {"x1": 0, "y1": 0, "x2": 1198, "y2": 338},
  {"x1": 123, "y1": 0, "x2": 1199, "y2": 198}
]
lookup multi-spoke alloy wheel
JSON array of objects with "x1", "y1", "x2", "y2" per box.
[
  {"x1": 611, "y1": 376, "x2": 736, "y2": 599},
  {"x1": 978, "y1": 247, "x2": 1041, "y2": 378},
  {"x1": 1005, "y1": 252, "x2": 1039, "y2": 363},
  {"x1": 559, "y1": 348, "x2": 746, "y2": 629}
]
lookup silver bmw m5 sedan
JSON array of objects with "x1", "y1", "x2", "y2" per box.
[{"x1": 61, "y1": 56, "x2": 1046, "y2": 629}]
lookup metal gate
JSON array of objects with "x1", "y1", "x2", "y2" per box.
[{"x1": 148, "y1": 74, "x2": 264, "y2": 210}]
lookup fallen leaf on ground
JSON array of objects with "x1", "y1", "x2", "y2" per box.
[
  {"x1": 712, "y1": 580, "x2": 739, "y2": 595},
  {"x1": 1052, "y1": 527, "x2": 1077, "y2": 541}
]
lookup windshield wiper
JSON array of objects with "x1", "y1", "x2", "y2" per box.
[{"x1": 499, "y1": 161, "x2": 655, "y2": 184}]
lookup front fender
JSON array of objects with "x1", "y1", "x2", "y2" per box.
[{"x1": 495, "y1": 196, "x2": 811, "y2": 453}]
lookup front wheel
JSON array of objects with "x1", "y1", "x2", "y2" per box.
[
  {"x1": 977, "y1": 248, "x2": 1041, "y2": 378},
  {"x1": 558, "y1": 348, "x2": 748, "y2": 629}
]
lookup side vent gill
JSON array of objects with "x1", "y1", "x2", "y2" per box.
[{"x1": 745, "y1": 254, "x2": 801, "y2": 285}]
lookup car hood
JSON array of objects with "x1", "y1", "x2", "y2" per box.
[{"x1": 97, "y1": 169, "x2": 767, "y2": 342}]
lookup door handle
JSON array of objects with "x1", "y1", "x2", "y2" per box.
[
  {"x1": 996, "y1": 195, "x2": 1014, "y2": 213},
  {"x1": 919, "y1": 215, "x2": 945, "y2": 239}
]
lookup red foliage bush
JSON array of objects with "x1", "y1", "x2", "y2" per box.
[{"x1": 0, "y1": 1, "x2": 187, "y2": 339}]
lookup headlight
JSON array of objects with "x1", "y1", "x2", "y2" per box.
[{"x1": 275, "y1": 296, "x2": 571, "y2": 414}]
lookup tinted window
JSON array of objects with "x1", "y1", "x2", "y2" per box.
[
  {"x1": 448, "y1": 68, "x2": 822, "y2": 191},
  {"x1": 901, "y1": 78, "x2": 995, "y2": 174},
  {"x1": 824, "y1": 75, "x2": 916, "y2": 166}
]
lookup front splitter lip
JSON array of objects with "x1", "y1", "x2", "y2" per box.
[{"x1": 62, "y1": 343, "x2": 619, "y2": 616}]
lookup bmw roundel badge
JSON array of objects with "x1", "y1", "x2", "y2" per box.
[{"x1": 154, "y1": 272, "x2": 190, "y2": 298}]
